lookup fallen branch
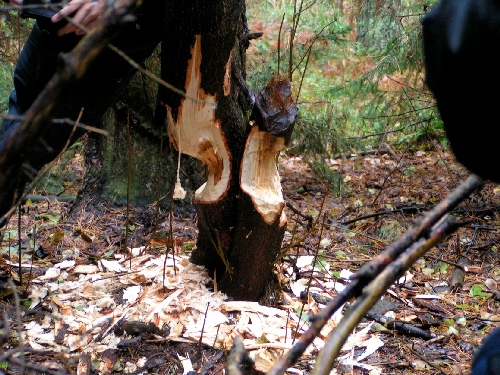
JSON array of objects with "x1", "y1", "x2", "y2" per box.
[
  {"x1": 266, "y1": 174, "x2": 484, "y2": 375},
  {"x1": 365, "y1": 311, "x2": 437, "y2": 340},
  {"x1": 312, "y1": 215, "x2": 458, "y2": 374},
  {"x1": 310, "y1": 293, "x2": 437, "y2": 341}
]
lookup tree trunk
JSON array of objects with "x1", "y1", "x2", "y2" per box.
[
  {"x1": 160, "y1": 1, "x2": 297, "y2": 301},
  {"x1": 79, "y1": 52, "x2": 204, "y2": 218},
  {"x1": 2, "y1": 0, "x2": 297, "y2": 301}
]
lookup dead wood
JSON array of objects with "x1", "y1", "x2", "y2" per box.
[
  {"x1": 266, "y1": 174, "x2": 484, "y2": 375},
  {"x1": 310, "y1": 293, "x2": 437, "y2": 340},
  {"x1": 364, "y1": 311, "x2": 437, "y2": 340}
]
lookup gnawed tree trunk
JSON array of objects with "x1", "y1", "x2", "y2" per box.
[
  {"x1": 0, "y1": 0, "x2": 297, "y2": 301},
  {"x1": 160, "y1": 1, "x2": 297, "y2": 301},
  {"x1": 79, "y1": 55, "x2": 204, "y2": 217}
]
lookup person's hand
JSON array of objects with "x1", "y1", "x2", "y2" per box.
[{"x1": 51, "y1": 0, "x2": 106, "y2": 36}]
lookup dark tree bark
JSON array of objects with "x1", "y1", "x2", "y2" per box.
[
  {"x1": 79, "y1": 53, "x2": 204, "y2": 217},
  {"x1": 79, "y1": 0, "x2": 298, "y2": 301},
  {"x1": 1, "y1": 0, "x2": 297, "y2": 301},
  {"x1": 159, "y1": 1, "x2": 297, "y2": 301}
]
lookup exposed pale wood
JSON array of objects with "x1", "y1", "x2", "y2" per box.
[
  {"x1": 166, "y1": 35, "x2": 229, "y2": 203},
  {"x1": 240, "y1": 126, "x2": 286, "y2": 225}
]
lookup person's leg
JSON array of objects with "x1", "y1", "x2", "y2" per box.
[
  {"x1": 0, "y1": 12, "x2": 162, "y2": 227},
  {"x1": 0, "y1": 23, "x2": 81, "y2": 227}
]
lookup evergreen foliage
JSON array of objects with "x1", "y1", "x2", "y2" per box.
[
  {"x1": 246, "y1": 0, "x2": 444, "y2": 187},
  {"x1": 0, "y1": 1, "x2": 445, "y2": 188}
]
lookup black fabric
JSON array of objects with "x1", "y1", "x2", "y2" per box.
[
  {"x1": 422, "y1": 0, "x2": 500, "y2": 182},
  {"x1": 21, "y1": 0, "x2": 79, "y2": 34},
  {"x1": 22, "y1": 0, "x2": 65, "y2": 19},
  {"x1": 0, "y1": 0, "x2": 162, "y2": 227},
  {"x1": 471, "y1": 327, "x2": 500, "y2": 375}
]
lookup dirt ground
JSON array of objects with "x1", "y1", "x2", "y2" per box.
[{"x1": 0, "y1": 144, "x2": 499, "y2": 375}]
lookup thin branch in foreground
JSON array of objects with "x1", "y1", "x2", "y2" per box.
[
  {"x1": 266, "y1": 174, "x2": 484, "y2": 375},
  {"x1": 310, "y1": 292, "x2": 436, "y2": 341},
  {"x1": 1, "y1": 114, "x2": 109, "y2": 136},
  {"x1": 0, "y1": 0, "x2": 140, "y2": 229},
  {"x1": 312, "y1": 215, "x2": 458, "y2": 374},
  {"x1": 226, "y1": 335, "x2": 254, "y2": 375}
]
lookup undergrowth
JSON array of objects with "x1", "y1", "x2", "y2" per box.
[
  {"x1": 0, "y1": 1, "x2": 448, "y2": 190},
  {"x1": 245, "y1": 0, "x2": 446, "y2": 187}
]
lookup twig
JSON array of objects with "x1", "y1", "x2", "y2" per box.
[
  {"x1": 144, "y1": 114, "x2": 165, "y2": 254},
  {"x1": 25, "y1": 224, "x2": 36, "y2": 291},
  {"x1": 425, "y1": 254, "x2": 467, "y2": 270},
  {"x1": 285, "y1": 199, "x2": 313, "y2": 227},
  {"x1": 213, "y1": 324, "x2": 221, "y2": 348},
  {"x1": 3, "y1": 114, "x2": 109, "y2": 136},
  {"x1": 405, "y1": 343, "x2": 446, "y2": 374},
  {"x1": 198, "y1": 302, "x2": 210, "y2": 355},
  {"x1": 312, "y1": 216, "x2": 458, "y2": 374},
  {"x1": 226, "y1": 336, "x2": 254, "y2": 375},
  {"x1": 420, "y1": 335, "x2": 450, "y2": 347},
  {"x1": 340, "y1": 205, "x2": 429, "y2": 226},
  {"x1": 22, "y1": 194, "x2": 76, "y2": 203},
  {"x1": 353, "y1": 174, "x2": 483, "y2": 281},
  {"x1": 277, "y1": 13, "x2": 285, "y2": 75},
  {"x1": 125, "y1": 112, "x2": 131, "y2": 268},
  {"x1": 267, "y1": 174, "x2": 484, "y2": 375},
  {"x1": 17, "y1": 207, "x2": 22, "y2": 284}
]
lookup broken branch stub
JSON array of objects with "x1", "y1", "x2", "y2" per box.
[{"x1": 250, "y1": 76, "x2": 298, "y2": 144}]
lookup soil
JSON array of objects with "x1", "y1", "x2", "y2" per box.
[{"x1": 0, "y1": 145, "x2": 499, "y2": 375}]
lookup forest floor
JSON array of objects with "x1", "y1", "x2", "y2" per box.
[{"x1": 0, "y1": 144, "x2": 499, "y2": 375}]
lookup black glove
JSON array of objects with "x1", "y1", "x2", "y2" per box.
[
  {"x1": 21, "y1": 0, "x2": 72, "y2": 33},
  {"x1": 21, "y1": 0, "x2": 64, "y2": 18},
  {"x1": 422, "y1": 0, "x2": 500, "y2": 182}
]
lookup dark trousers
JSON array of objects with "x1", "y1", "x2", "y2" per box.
[{"x1": 0, "y1": 13, "x2": 162, "y2": 225}]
